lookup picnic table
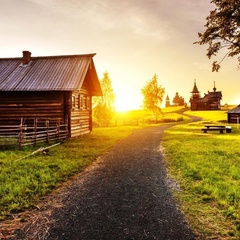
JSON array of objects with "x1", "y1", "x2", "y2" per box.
[{"x1": 202, "y1": 125, "x2": 232, "y2": 133}]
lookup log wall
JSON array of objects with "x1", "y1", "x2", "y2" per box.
[
  {"x1": 0, "y1": 91, "x2": 66, "y2": 125},
  {"x1": 228, "y1": 113, "x2": 240, "y2": 124},
  {"x1": 70, "y1": 81, "x2": 92, "y2": 137},
  {"x1": 0, "y1": 79, "x2": 94, "y2": 138}
]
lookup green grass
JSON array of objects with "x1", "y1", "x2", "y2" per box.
[
  {"x1": 0, "y1": 108, "x2": 186, "y2": 220},
  {"x1": 185, "y1": 110, "x2": 229, "y2": 122},
  {"x1": 2, "y1": 106, "x2": 239, "y2": 239},
  {"x1": 0, "y1": 126, "x2": 142, "y2": 219},
  {"x1": 113, "y1": 106, "x2": 189, "y2": 125},
  {"x1": 163, "y1": 111, "x2": 240, "y2": 238},
  {"x1": 184, "y1": 104, "x2": 236, "y2": 122}
]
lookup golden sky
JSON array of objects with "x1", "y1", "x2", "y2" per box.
[{"x1": 1, "y1": 0, "x2": 239, "y2": 111}]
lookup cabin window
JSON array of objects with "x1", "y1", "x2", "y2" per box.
[
  {"x1": 78, "y1": 93, "x2": 81, "y2": 109},
  {"x1": 79, "y1": 95, "x2": 84, "y2": 110},
  {"x1": 86, "y1": 96, "x2": 90, "y2": 110},
  {"x1": 72, "y1": 95, "x2": 76, "y2": 109},
  {"x1": 79, "y1": 94, "x2": 90, "y2": 110},
  {"x1": 83, "y1": 96, "x2": 86, "y2": 110}
]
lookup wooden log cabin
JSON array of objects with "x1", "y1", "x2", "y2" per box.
[
  {"x1": 227, "y1": 105, "x2": 240, "y2": 124},
  {"x1": 0, "y1": 51, "x2": 102, "y2": 138}
]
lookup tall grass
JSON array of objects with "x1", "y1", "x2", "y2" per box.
[{"x1": 163, "y1": 110, "x2": 240, "y2": 238}]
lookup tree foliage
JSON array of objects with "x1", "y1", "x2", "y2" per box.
[
  {"x1": 195, "y1": 0, "x2": 240, "y2": 71},
  {"x1": 173, "y1": 92, "x2": 185, "y2": 106},
  {"x1": 93, "y1": 72, "x2": 115, "y2": 126},
  {"x1": 141, "y1": 74, "x2": 165, "y2": 120},
  {"x1": 173, "y1": 92, "x2": 180, "y2": 105}
]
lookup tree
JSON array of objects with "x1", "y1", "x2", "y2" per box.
[
  {"x1": 141, "y1": 74, "x2": 165, "y2": 121},
  {"x1": 173, "y1": 92, "x2": 180, "y2": 105},
  {"x1": 173, "y1": 92, "x2": 185, "y2": 106},
  {"x1": 93, "y1": 72, "x2": 115, "y2": 126},
  {"x1": 195, "y1": 1, "x2": 240, "y2": 71},
  {"x1": 178, "y1": 96, "x2": 185, "y2": 106}
]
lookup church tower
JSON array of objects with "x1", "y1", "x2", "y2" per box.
[
  {"x1": 191, "y1": 79, "x2": 200, "y2": 98},
  {"x1": 165, "y1": 94, "x2": 170, "y2": 107},
  {"x1": 190, "y1": 79, "x2": 200, "y2": 111}
]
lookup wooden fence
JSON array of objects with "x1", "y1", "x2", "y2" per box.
[{"x1": 0, "y1": 118, "x2": 68, "y2": 148}]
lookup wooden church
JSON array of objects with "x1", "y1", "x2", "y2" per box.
[{"x1": 190, "y1": 80, "x2": 222, "y2": 111}]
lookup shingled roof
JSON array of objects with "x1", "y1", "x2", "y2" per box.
[{"x1": 0, "y1": 51, "x2": 102, "y2": 96}]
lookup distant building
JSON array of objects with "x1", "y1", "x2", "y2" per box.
[
  {"x1": 227, "y1": 105, "x2": 240, "y2": 123},
  {"x1": 190, "y1": 80, "x2": 222, "y2": 111},
  {"x1": 165, "y1": 95, "x2": 170, "y2": 107}
]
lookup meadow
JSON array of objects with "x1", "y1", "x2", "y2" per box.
[
  {"x1": 0, "y1": 108, "x2": 185, "y2": 219},
  {"x1": 162, "y1": 107, "x2": 240, "y2": 239},
  {"x1": 0, "y1": 106, "x2": 239, "y2": 239},
  {"x1": 0, "y1": 126, "x2": 143, "y2": 219},
  {"x1": 113, "y1": 106, "x2": 188, "y2": 125}
]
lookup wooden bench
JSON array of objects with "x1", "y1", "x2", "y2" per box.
[{"x1": 202, "y1": 125, "x2": 225, "y2": 133}]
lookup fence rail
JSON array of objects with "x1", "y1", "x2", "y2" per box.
[{"x1": 0, "y1": 118, "x2": 68, "y2": 147}]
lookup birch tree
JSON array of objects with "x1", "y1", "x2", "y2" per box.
[{"x1": 141, "y1": 74, "x2": 165, "y2": 121}]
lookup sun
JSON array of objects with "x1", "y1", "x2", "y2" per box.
[
  {"x1": 115, "y1": 99, "x2": 131, "y2": 112},
  {"x1": 114, "y1": 93, "x2": 142, "y2": 112}
]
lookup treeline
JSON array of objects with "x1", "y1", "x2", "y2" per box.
[
  {"x1": 93, "y1": 72, "x2": 185, "y2": 126},
  {"x1": 166, "y1": 92, "x2": 185, "y2": 107}
]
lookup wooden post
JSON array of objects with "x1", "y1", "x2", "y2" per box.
[
  {"x1": 19, "y1": 118, "x2": 24, "y2": 148},
  {"x1": 34, "y1": 119, "x2": 38, "y2": 145},
  {"x1": 46, "y1": 120, "x2": 49, "y2": 143},
  {"x1": 65, "y1": 114, "x2": 69, "y2": 138},
  {"x1": 57, "y1": 119, "x2": 60, "y2": 140}
]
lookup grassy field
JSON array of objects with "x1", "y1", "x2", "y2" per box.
[
  {"x1": 113, "y1": 106, "x2": 189, "y2": 125},
  {"x1": 0, "y1": 126, "x2": 143, "y2": 219},
  {"x1": 0, "y1": 107, "x2": 186, "y2": 220},
  {"x1": 1, "y1": 106, "x2": 239, "y2": 239},
  {"x1": 163, "y1": 108, "x2": 240, "y2": 239}
]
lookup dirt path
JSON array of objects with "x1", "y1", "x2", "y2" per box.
[
  {"x1": 34, "y1": 124, "x2": 195, "y2": 240},
  {"x1": 8, "y1": 124, "x2": 196, "y2": 239}
]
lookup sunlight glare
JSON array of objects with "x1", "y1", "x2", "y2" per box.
[{"x1": 115, "y1": 94, "x2": 142, "y2": 112}]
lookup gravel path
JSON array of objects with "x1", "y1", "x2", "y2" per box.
[{"x1": 44, "y1": 124, "x2": 195, "y2": 240}]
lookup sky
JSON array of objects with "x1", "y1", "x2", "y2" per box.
[{"x1": 0, "y1": 0, "x2": 239, "y2": 111}]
